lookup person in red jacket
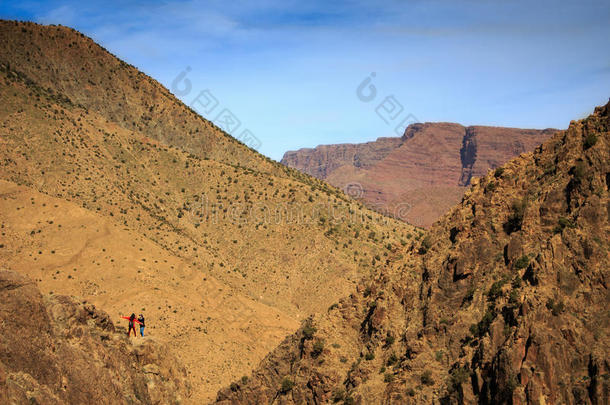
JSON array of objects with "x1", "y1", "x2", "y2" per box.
[{"x1": 121, "y1": 313, "x2": 142, "y2": 337}]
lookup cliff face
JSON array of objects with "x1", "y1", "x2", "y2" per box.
[
  {"x1": 218, "y1": 102, "x2": 610, "y2": 404},
  {"x1": 282, "y1": 123, "x2": 557, "y2": 227},
  {"x1": 0, "y1": 270, "x2": 189, "y2": 404}
]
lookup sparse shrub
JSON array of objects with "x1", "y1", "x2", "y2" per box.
[
  {"x1": 302, "y1": 322, "x2": 316, "y2": 340},
  {"x1": 332, "y1": 388, "x2": 345, "y2": 402},
  {"x1": 546, "y1": 298, "x2": 565, "y2": 316},
  {"x1": 504, "y1": 198, "x2": 527, "y2": 234},
  {"x1": 435, "y1": 350, "x2": 444, "y2": 362},
  {"x1": 387, "y1": 352, "x2": 398, "y2": 366},
  {"x1": 509, "y1": 289, "x2": 520, "y2": 304},
  {"x1": 514, "y1": 255, "x2": 530, "y2": 270},
  {"x1": 487, "y1": 278, "x2": 507, "y2": 301},
  {"x1": 448, "y1": 367, "x2": 470, "y2": 390},
  {"x1": 554, "y1": 216, "x2": 576, "y2": 234},
  {"x1": 583, "y1": 133, "x2": 598, "y2": 149},
  {"x1": 420, "y1": 370, "x2": 434, "y2": 386},
  {"x1": 462, "y1": 287, "x2": 475, "y2": 305},
  {"x1": 384, "y1": 373, "x2": 395, "y2": 383},
  {"x1": 312, "y1": 340, "x2": 325, "y2": 357},
  {"x1": 419, "y1": 236, "x2": 432, "y2": 254},
  {"x1": 572, "y1": 161, "x2": 587, "y2": 183},
  {"x1": 280, "y1": 377, "x2": 295, "y2": 393},
  {"x1": 494, "y1": 167, "x2": 505, "y2": 178},
  {"x1": 241, "y1": 376, "x2": 249, "y2": 384},
  {"x1": 384, "y1": 332, "x2": 395, "y2": 347},
  {"x1": 365, "y1": 352, "x2": 375, "y2": 361},
  {"x1": 229, "y1": 382, "x2": 239, "y2": 392},
  {"x1": 470, "y1": 309, "x2": 495, "y2": 338}
]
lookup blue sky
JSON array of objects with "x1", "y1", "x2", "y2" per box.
[{"x1": 2, "y1": 0, "x2": 609, "y2": 160}]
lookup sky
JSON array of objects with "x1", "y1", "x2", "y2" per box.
[{"x1": 1, "y1": 0, "x2": 609, "y2": 160}]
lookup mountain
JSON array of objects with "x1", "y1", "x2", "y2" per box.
[
  {"x1": 282, "y1": 123, "x2": 557, "y2": 228},
  {"x1": 0, "y1": 20, "x2": 416, "y2": 402},
  {"x1": 217, "y1": 102, "x2": 609, "y2": 404},
  {"x1": 0, "y1": 270, "x2": 189, "y2": 404}
]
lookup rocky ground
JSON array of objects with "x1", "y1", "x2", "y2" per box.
[{"x1": 0, "y1": 270, "x2": 189, "y2": 404}]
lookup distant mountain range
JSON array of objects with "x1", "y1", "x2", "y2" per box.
[{"x1": 282, "y1": 123, "x2": 557, "y2": 227}]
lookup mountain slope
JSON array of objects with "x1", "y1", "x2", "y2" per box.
[
  {"x1": 282, "y1": 123, "x2": 557, "y2": 227},
  {"x1": 0, "y1": 20, "x2": 278, "y2": 171},
  {"x1": 217, "y1": 103, "x2": 609, "y2": 404},
  {"x1": 0, "y1": 20, "x2": 417, "y2": 402},
  {"x1": 0, "y1": 270, "x2": 189, "y2": 404}
]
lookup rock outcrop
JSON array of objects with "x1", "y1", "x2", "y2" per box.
[
  {"x1": 0, "y1": 270, "x2": 189, "y2": 404},
  {"x1": 282, "y1": 123, "x2": 557, "y2": 227},
  {"x1": 218, "y1": 102, "x2": 609, "y2": 404}
]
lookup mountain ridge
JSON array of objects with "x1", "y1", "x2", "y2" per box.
[{"x1": 282, "y1": 122, "x2": 557, "y2": 227}]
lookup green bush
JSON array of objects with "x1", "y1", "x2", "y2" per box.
[
  {"x1": 280, "y1": 377, "x2": 295, "y2": 393},
  {"x1": 494, "y1": 167, "x2": 505, "y2": 178},
  {"x1": 302, "y1": 322, "x2": 316, "y2": 340},
  {"x1": 470, "y1": 310, "x2": 495, "y2": 338},
  {"x1": 509, "y1": 289, "x2": 520, "y2": 304},
  {"x1": 312, "y1": 340, "x2": 325, "y2": 357},
  {"x1": 504, "y1": 199, "x2": 527, "y2": 234},
  {"x1": 462, "y1": 287, "x2": 475, "y2": 305},
  {"x1": 419, "y1": 236, "x2": 432, "y2": 254},
  {"x1": 514, "y1": 255, "x2": 530, "y2": 270},
  {"x1": 365, "y1": 352, "x2": 375, "y2": 361},
  {"x1": 583, "y1": 133, "x2": 598, "y2": 149},
  {"x1": 384, "y1": 333, "x2": 395, "y2": 347},
  {"x1": 387, "y1": 352, "x2": 399, "y2": 366},
  {"x1": 572, "y1": 161, "x2": 587, "y2": 183},
  {"x1": 435, "y1": 350, "x2": 444, "y2": 362},
  {"x1": 449, "y1": 367, "x2": 470, "y2": 390},
  {"x1": 487, "y1": 278, "x2": 508, "y2": 301},
  {"x1": 546, "y1": 298, "x2": 565, "y2": 316},
  {"x1": 420, "y1": 370, "x2": 434, "y2": 386}
]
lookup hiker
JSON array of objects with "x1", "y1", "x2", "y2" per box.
[
  {"x1": 121, "y1": 313, "x2": 141, "y2": 337},
  {"x1": 138, "y1": 314, "x2": 145, "y2": 337}
]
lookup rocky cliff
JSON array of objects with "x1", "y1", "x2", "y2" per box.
[
  {"x1": 0, "y1": 270, "x2": 189, "y2": 404},
  {"x1": 218, "y1": 102, "x2": 609, "y2": 404},
  {"x1": 282, "y1": 123, "x2": 557, "y2": 227}
]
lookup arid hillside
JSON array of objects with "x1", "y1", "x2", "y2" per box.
[
  {"x1": 0, "y1": 270, "x2": 189, "y2": 404},
  {"x1": 0, "y1": 20, "x2": 272, "y2": 172},
  {"x1": 0, "y1": 20, "x2": 417, "y2": 403},
  {"x1": 282, "y1": 123, "x2": 557, "y2": 227},
  {"x1": 218, "y1": 103, "x2": 609, "y2": 404}
]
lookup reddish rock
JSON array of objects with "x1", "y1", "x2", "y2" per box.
[{"x1": 282, "y1": 123, "x2": 556, "y2": 227}]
